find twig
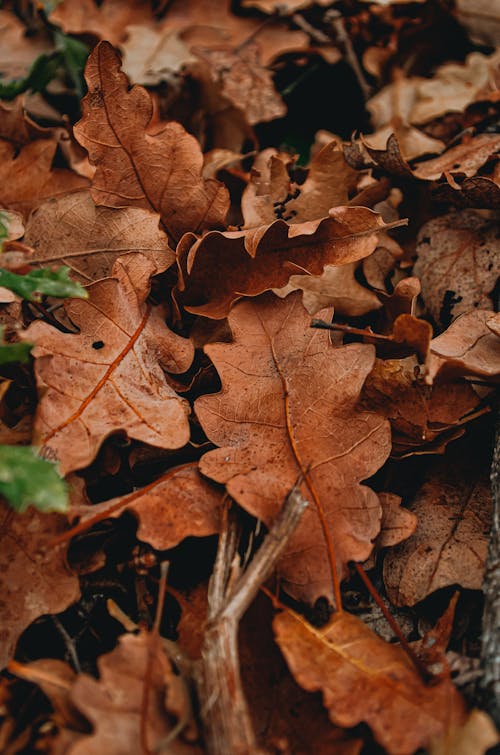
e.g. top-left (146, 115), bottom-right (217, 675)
top-left (292, 13), bottom-right (331, 44)
top-left (481, 404), bottom-right (500, 725)
top-left (325, 10), bottom-right (372, 101)
top-left (195, 488), bottom-right (308, 755)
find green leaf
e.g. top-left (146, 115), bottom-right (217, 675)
top-left (0, 211), bottom-right (9, 243)
top-left (0, 52), bottom-right (61, 100)
top-left (54, 31), bottom-right (89, 99)
top-left (0, 267), bottom-right (88, 302)
top-left (0, 341), bottom-right (32, 365)
top-left (0, 445), bottom-right (68, 514)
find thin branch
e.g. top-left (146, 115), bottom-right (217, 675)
top-left (196, 487), bottom-right (308, 755)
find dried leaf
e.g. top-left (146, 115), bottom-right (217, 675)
top-left (274, 262), bottom-right (382, 317)
top-left (0, 502), bottom-right (80, 669)
top-left (49, 0), bottom-right (154, 47)
top-left (425, 310), bottom-right (500, 383)
top-left (176, 206), bottom-right (396, 319)
top-left (74, 42), bottom-right (230, 241)
top-left (24, 256), bottom-right (193, 474)
top-left (274, 608), bottom-right (466, 755)
top-left (121, 26), bottom-right (196, 86)
top-left (196, 292), bottom-right (391, 602)
top-left (25, 190), bottom-right (174, 283)
top-left (413, 133), bottom-right (500, 181)
top-left (0, 10), bottom-right (52, 81)
top-left (0, 139), bottom-right (89, 219)
top-left (429, 709), bottom-right (499, 755)
top-left (384, 456), bottom-right (492, 605)
top-left (414, 210), bottom-right (498, 327)
top-left (68, 631), bottom-right (199, 754)
top-left (376, 492), bottom-right (417, 549)
top-left (73, 463), bottom-right (221, 551)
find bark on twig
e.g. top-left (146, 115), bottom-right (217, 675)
top-left (481, 408), bottom-right (500, 726)
top-left (195, 488), bottom-right (308, 755)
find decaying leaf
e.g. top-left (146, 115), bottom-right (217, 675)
top-left (25, 190), bottom-right (174, 283)
top-left (274, 608), bottom-right (466, 755)
top-left (0, 139), bottom-right (89, 219)
top-left (383, 456), bottom-right (492, 606)
top-left (67, 631), bottom-right (199, 754)
top-left (24, 256), bottom-right (193, 474)
top-left (72, 463), bottom-right (221, 551)
top-left (426, 310), bottom-right (500, 384)
top-left (196, 292), bottom-right (391, 602)
top-left (414, 210), bottom-right (498, 327)
top-left (176, 206), bottom-right (397, 319)
top-left (0, 501), bottom-right (80, 669)
top-left (74, 42), bottom-right (230, 242)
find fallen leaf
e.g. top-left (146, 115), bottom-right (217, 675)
top-left (194, 43), bottom-right (286, 126)
top-left (414, 210), bottom-right (498, 327)
top-left (24, 256), bottom-right (193, 474)
top-left (375, 492), bottom-right (417, 549)
top-left (383, 455), bottom-right (492, 605)
top-left (0, 96), bottom-right (49, 146)
top-left (49, 0), bottom-right (154, 47)
top-left (425, 310), bottom-right (500, 384)
top-left (25, 190), bottom-right (174, 283)
top-left (68, 631), bottom-right (200, 754)
top-left (432, 174), bottom-right (500, 210)
top-left (413, 133), bottom-right (500, 181)
top-left (242, 0), bottom-right (332, 12)
top-left (196, 292), bottom-right (391, 602)
top-left (361, 357), bottom-right (482, 455)
top-left (74, 42), bottom-right (230, 242)
top-left (0, 10), bottom-right (52, 81)
top-left (176, 206), bottom-right (397, 319)
top-left (121, 26), bottom-right (196, 86)
top-left (429, 708), bottom-right (499, 755)
top-left (72, 463), bottom-right (221, 551)
top-left (274, 262), bottom-right (382, 316)
top-left (241, 149), bottom-right (294, 228)
top-left (0, 139), bottom-right (89, 219)
top-left (0, 502), bottom-right (80, 669)
top-left (274, 608), bottom-right (466, 755)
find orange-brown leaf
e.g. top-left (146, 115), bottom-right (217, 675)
top-left (274, 608), bottom-right (466, 755)
top-left (74, 42), bottom-right (229, 242)
top-left (196, 292), bottom-right (391, 602)
top-left (24, 256), bottom-right (193, 474)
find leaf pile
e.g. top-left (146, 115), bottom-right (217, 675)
top-left (0, 2), bottom-right (499, 754)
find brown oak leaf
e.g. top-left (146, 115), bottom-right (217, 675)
top-left (67, 631), bottom-right (200, 754)
top-left (383, 455), bottom-right (492, 606)
top-left (414, 210), bottom-right (498, 328)
top-left (74, 42), bottom-right (230, 242)
top-left (361, 357), bottom-right (481, 456)
top-left (412, 133), bottom-right (500, 181)
top-left (274, 608), bottom-right (466, 755)
top-left (71, 463), bottom-right (221, 551)
top-left (0, 139), bottom-right (89, 219)
top-left (24, 256), bottom-right (193, 475)
top-left (0, 503), bottom-right (80, 669)
top-left (0, 10), bottom-right (52, 81)
top-left (196, 292), bottom-right (391, 603)
top-left (176, 206), bottom-right (397, 319)
top-left (49, 0), bottom-right (154, 46)
top-left (425, 310), bottom-right (500, 384)
top-left (25, 190), bottom-right (174, 284)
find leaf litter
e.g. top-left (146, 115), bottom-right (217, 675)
top-left (0, 2), bottom-right (499, 753)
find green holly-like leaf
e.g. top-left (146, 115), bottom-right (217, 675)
top-left (0, 53), bottom-right (60, 100)
top-left (0, 267), bottom-right (88, 302)
top-left (0, 446), bottom-right (68, 514)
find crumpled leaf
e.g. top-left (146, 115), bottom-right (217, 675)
top-left (414, 210), bottom-right (498, 327)
top-left (0, 138), bottom-right (89, 219)
top-left (383, 455), bottom-right (492, 606)
top-left (176, 206), bottom-right (399, 319)
top-left (274, 262), bottom-right (382, 317)
top-left (0, 446), bottom-right (67, 514)
top-left (25, 190), bottom-right (174, 283)
top-left (0, 500), bottom-right (80, 669)
top-left (67, 631), bottom-right (200, 754)
top-left (196, 292), bottom-right (391, 602)
top-left (425, 310), bottom-right (500, 384)
top-left (24, 256), bottom-right (193, 474)
top-left (74, 42), bottom-right (229, 242)
top-left (361, 357), bottom-right (482, 455)
top-left (274, 607), bottom-right (466, 755)
top-left (72, 463), bottom-right (221, 550)
top-left (0, 266), bottom-right (87, 302)
top-left (49, 0), bottom-right (154, 47)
